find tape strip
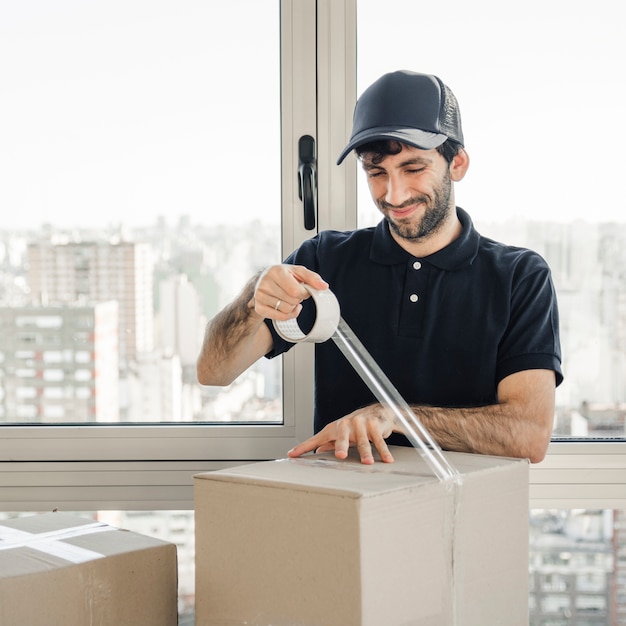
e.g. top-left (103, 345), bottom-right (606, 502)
top-left (274, 286), bottom-right (460, 482)
top-left (0, 521), bottom-right (116, 564)
top-left (276, 286), bottom-right (461, 622)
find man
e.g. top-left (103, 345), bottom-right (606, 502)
top-left (197, 70), bottom-right (563, 465)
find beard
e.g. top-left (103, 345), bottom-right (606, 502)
top-left (381, 173), bottom-right (453, 241)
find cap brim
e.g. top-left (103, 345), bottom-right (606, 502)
top-left (336, 127), bottom-right (448, 164)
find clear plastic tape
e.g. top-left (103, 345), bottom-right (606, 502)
top-left (273, 286), bottom-right (460, 483)
top-left (333, 319), bottom-right (461, 483)
top-left (274, 285), bottom-right (462, 620)
top-left (0, 521), bottom-right (115, 563)
top-left (333, 320), bottom-right (461, 621)
top-left (273, 285), bottom-right (340, 343)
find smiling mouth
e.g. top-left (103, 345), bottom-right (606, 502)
top-left (392, 206), bottom-right (414, 215)
top-left (388, 203), bottom-right (423, 219)
top-left (382, 197), bottom-right (428, 217)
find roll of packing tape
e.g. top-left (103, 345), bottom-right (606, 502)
top-left (273, 283), bottom-right (458, 481)
top-left (273, 285), bottom-right (340, 343)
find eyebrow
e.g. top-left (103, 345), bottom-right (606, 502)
top-left (362, 156), bottom-right (433, 171)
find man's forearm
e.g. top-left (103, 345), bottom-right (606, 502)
top-left (197, 272), bottom-right (269, 386)
top-left (288, 368), bottom-right (555, 465)
top-left (405, 401), bottom-right (551, 463)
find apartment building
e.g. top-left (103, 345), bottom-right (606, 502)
top-left (0, 302), bottom-right (119, 422)
top-left (27, 241), bottom-right (154, 366)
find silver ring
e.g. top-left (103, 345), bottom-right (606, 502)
top-left (274, 299), bottom-right (281, 310)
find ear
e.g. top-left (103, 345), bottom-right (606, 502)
top-left (449, 148), bottom-right (470, 182)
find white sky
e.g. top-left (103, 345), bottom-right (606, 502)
top-left (0, 1), bottom-right (281, 229)
top-left (357, 0), bottom-right (626, 226)
top-left (1, 0), bottom-right (624, 229)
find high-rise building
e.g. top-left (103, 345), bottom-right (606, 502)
top-left (158, 274), bottom-right (204, 369)
top-left (0, 302), bottom-right (119, 422)
top-left (124, 351), bottom-right (183, 422)
top-left (27, 241), bottom-right (154, 366)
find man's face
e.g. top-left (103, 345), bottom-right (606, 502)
top-left (360, 144), bottom-right (453, 243)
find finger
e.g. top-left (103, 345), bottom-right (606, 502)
top-left (256, 286), bottom-right (300, 312)
top-left (287, 439), bottom-right (318, 458)
top-left (287, 425), bottom-right (331, 457)
top-left (353, 418), bottom-right (375, 465)
top-left (369, 428), bottom-right (394, 463)
top-left (257, 265), bottom-right (328, 307)
top-left (271, 265), bottom-right (324, 303)
top-left (254, 292), bottom-right (302, 320)
top-left (255, 265), bottom-right (329, 321)
top-left (255, 286), bottom-right (305, 320)
top-left (268, 298), bottom-right (302, 318)
top-left (333, 419), bottom-right (350, 460)
top-left (289, 266), bottom-right (329, 292)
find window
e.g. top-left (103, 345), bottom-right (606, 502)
top-left (1, 4), bottom-right (313, 617)
top-left (1, 0), bottom-right (284, 427)
top-left (1, 0), bottom-right (624, 621)
top-left (0, 0), bottom-right (319, 471)
top-left (355, 1), bottom-right (625, 623)
top-left (353, 0), bottom-right (625, 482)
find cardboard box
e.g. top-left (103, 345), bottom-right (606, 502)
top-left (0, 512), bottom-right (178, 626)
top-left (195, 446), bottom-right (529, 626)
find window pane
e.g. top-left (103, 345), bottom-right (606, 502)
top-left (355, 4), bottom-right (625, 622)
top-left (356, 0), bottom-right (626, 442)
top-left (0, 1), bottom-right (281, 424)
top-left (530, 509), bottom-right (625, 625)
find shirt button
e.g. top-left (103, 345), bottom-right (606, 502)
top-left (413, 261), bottom-right (422, 270)
top-left (409, 294), bottom-right (419, 303)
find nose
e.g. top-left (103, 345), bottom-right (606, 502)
top-left (384, 172), bottom-right (411, 207)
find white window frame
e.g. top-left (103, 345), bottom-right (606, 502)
top-left (529, 441), bottom-right (626, 509)
top-left (0, 0), bottom-right (323, 511)
top-left (0, 0), bottom-right (624, 512)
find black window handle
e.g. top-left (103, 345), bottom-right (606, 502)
top-left (298, 135), bottom-right (317, 231)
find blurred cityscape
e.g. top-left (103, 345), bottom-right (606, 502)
top-left (0, 215), bottom-right (624, 623)
top-left (0, 216), bottom-right (282, 426)
top-left (530, 510), bottom-right (626, 625)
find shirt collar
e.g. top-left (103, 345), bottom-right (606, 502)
top-left (370, 207), bottom-right (480, 270)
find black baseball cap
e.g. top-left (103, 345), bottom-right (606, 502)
top-left (337, 70), bottom-right (464, 164)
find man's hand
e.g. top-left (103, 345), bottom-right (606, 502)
top-left (288, 404), bottom-right (396, 464)
top-left (197, 264), bottom-right (328, 387)
top-left (253, 264), bottom-right (328, 321)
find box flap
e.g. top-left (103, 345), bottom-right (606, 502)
top-left (194, 447), bottom-right (527, 497)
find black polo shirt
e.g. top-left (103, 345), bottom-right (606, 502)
top-left (266, 208), bottom-right (563, 440)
